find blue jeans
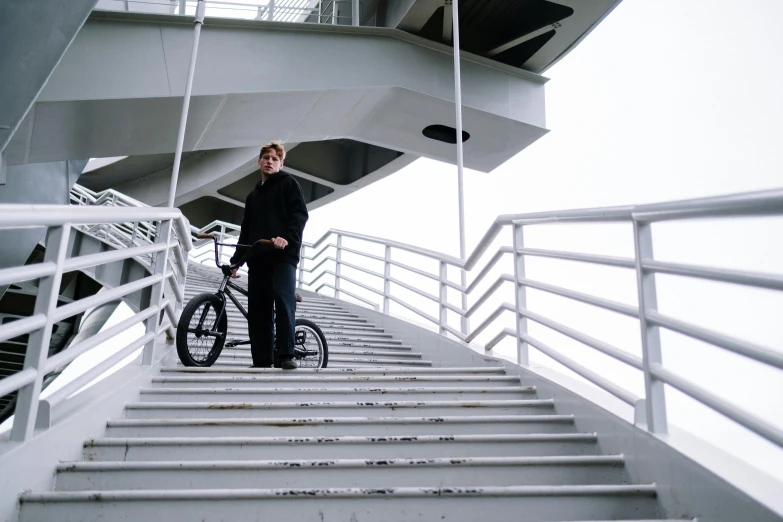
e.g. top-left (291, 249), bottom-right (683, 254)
top-left (247, 262), bottom-right (296, 367)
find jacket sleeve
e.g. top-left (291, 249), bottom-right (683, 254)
top-left (284, 178), bottom-right (309, 248)
top-left (229, 193), bottom-right (253, 267)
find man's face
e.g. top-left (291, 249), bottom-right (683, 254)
top-left (258, 150), bottom-right (283, 175)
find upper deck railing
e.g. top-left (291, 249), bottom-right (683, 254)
top-left (95, 0), bottom-right (363, 26)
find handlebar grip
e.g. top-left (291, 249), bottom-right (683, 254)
top-left (197, 233), bottom-right (216, 240)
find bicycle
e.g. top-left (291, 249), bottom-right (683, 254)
top-left (176, 234), bottom-right (328, 368)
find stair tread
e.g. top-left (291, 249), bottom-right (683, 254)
top-left (57, 455), bottom-right (625, 471)
top-left (108, 414), bottom-right (574, 427)
top-left (140, 386), bottom-right (535, 394)
top-left (126, 399), bottom-right (554, 409)
top-left (22, 484), bottom-right (655, 501)
top-left (86, 433), bottom-right (597, 446)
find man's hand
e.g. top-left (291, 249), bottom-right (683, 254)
top-left (272, 237), bottom-right (288, 250)
top-left (229, 265), bottom-right (241, 278)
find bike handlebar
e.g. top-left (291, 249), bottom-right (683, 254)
top-left (197, 233), bottom-right (275, 270)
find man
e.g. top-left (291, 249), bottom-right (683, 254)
top-left (229, 141), bottom-right (308, 370)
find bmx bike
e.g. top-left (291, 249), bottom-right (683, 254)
top-left (176, 234), bottom-right (328, 368)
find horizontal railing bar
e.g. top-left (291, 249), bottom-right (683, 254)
top-left (53, 274), bottom-right (163, 323)
top-left (329, 271), bottom-right (384, 298)
top-left (519, 277), bottom-right (638, 318)
top-left (0, 262), bottom-right (56, 287)
top-left (157, 321), bottom-right (172, 337)
top-left (388, 276), bottom-right (439, 304)
top-left (502, 206), bottom-right (634, 227)
top-left (0, 205), bottom-right (179, 228)
top-left (387, 294), bottom-right (439, 326)
top-left (485, 328), bottom-right (515, 352)
top-left (519, 308), bottom-right (643, 370)
top-left (338, 246), bottom-right (385, 263)
top-left (45, 332), bottom-right (156, 409)
top-left (465, 274), bottom-right (514, 317)
top-left (647, 311), bottom-right (783, 371)
top-left (0, 314), bottom-right (47, 345)
top-left (0, 368), bottom-right (37, 398)
top-left (518, 247), bottom-right (636, 269)
top-left (303, 243), bottom-right (336, 262)
top-left (332, 229), bottom-right (463, 266)
top-left (301, 256), bottom-right (337, 274)
top-left (443, 324), bottom-right (468, 342)
top-left (389, 259), bottom-right (464, 292)
top-left (317, 283), bottom-right (378, 310)
top-left (643, 259), bottom-right (783, 291)
top-left (521, 332), bottom-right (639, 405)
top-left (44, 306), bottom-right (160, 373)
top-left (464, 223), bottom-right (504, 270)
top-left (466, 246), bottom-right (513, 293)
top-left (650, 363), bottom-right (783, 449)
top-left (466, 303), bottom-right (515, 343)
top-left (338, 260), bottom-right (384, 280)
top-left (443, 301), bottom-right (465, 316)
top-left (62, 242), bottom-right (169, 273)
top-left (633, 188), bottom-right (783, 223)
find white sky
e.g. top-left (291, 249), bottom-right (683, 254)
top-left (300, 0), bottom-right (783, 481)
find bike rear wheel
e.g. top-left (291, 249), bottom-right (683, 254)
top-left (294, 318), bottom-right (328, 368)
top-left (176, 292), bottom-right (227, 367)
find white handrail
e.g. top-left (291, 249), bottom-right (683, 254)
top-left (0, 198), bottom-right (191, 442)
top-left (294, 187), bottom-right (783, 452)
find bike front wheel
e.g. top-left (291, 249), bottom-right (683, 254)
top-left (293, 318), bottom-right (328, 368)
top-left (176, 292), bottom-right (227, 367)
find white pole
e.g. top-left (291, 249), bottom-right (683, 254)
top-left (167, 0), bottom-right (206, 209)
top-left (452, 0), bottom-right (469, 335)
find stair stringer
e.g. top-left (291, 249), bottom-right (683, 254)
top-left (320, 291), bottom-right (783, 522)
top-left (0, 342), bottom-right (175, 522)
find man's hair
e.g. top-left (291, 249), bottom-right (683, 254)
top-left (260, 140), bottom-right (286, 161)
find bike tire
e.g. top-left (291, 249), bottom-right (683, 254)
top-left (294, 318), bottom-right (329, 369)
top-left (176, 292), bottom-right (227, 367)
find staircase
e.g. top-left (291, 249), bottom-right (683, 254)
top-left (15, 265), bottom-right (679, 521)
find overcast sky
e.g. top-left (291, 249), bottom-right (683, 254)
top-left (301, 0), bottom-right (783, 481)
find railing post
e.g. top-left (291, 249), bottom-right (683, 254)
top-left (352, 0), bottom-right (359, 25)
top-left (511, 223), bottom-right (529, 366)
top-left (334, 235), bottom-right (343, 299)
top-left (332, 0), bottom-right (338, 24)
top-left (143, 219), bottom-right (173, 365)
top-left (318, 0), bottom-right (322, 23)
top-left (297, 244), bottom-right (305, 289)
top-left (10, 224), bottom-right (71, 442)
top-left (130, 221), bottom-right (139, 247)
top-left (633, 220), bottom-right (668, 434)
top-left (268, 0), bottom-right (275, 20)
top-left (218, 224), bottom-right (225, 264)
top-left (383, 245), bottom-right (391, 314)
top-left (439, 261), bottom-right (448, 334)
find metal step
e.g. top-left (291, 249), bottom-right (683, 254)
top-left (54, 455), bottom-right (628, 491)
top-left (150, 374), bottom-right (523, 389)
top-left (218, 348), bottom-right (421, 360)
top-left (82, 433), bottom-right (601, 461)
top-left (19, 486), bottom-right (662, 522)
top-left (137, 385), bottom-right (535, 402)
top-left (325, 357), bottom-right (432, 366)
top-left (123, 399), bottom-right (556, 419)
top-left (159, 366), bottom-right (506, 375)
top-left (105, 414), bottom-right (576, 438)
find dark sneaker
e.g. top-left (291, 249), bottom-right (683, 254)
top-left (296, 293), bottom-right (303, 303)
top-left (279, 359), bottom-right (297, 370)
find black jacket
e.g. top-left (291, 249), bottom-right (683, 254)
top-left (230, 172), bottom-right (309, 268)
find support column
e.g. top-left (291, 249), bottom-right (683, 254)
top-left (452, 0), bottom-right (469, 337)
top-left (167, 0), bottom-right (206, 210)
